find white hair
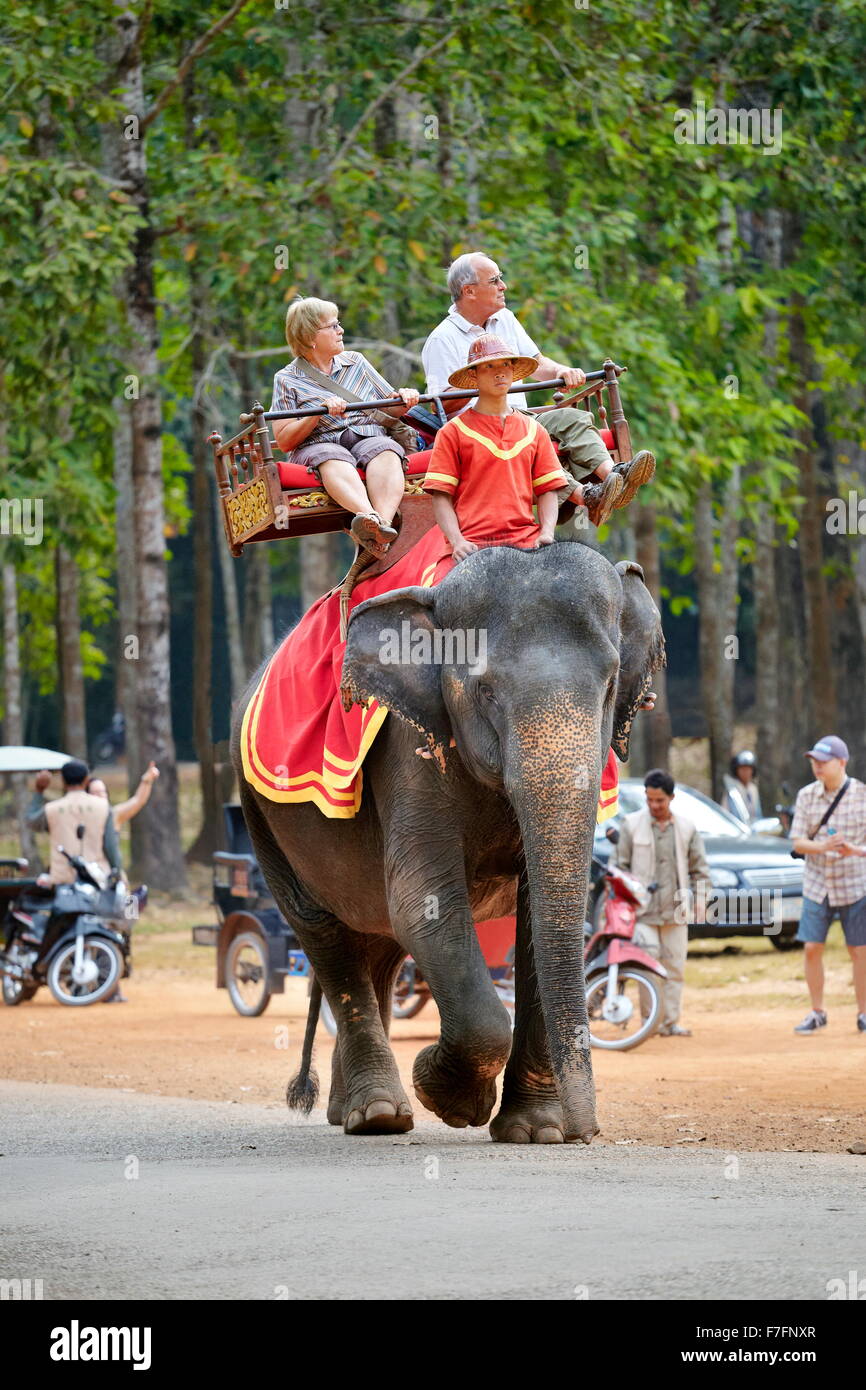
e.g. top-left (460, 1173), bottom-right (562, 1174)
top-left (447, 252), bottom-right (486, 303)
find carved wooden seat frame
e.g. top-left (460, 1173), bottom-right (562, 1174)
top-left (208, 358), bottom-right (630, 556)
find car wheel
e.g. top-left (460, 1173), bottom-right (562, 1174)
top-left (769, 933), bottom-right (803, 952)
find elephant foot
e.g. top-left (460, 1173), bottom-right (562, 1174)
top-left (413, 1043), bottom-right (500, 1129)
top-left (343, 1086), bottom-right (414, 1136)
top-left (490, 1099), bottom-right (568, 1144)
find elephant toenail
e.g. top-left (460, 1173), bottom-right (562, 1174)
top-left (502, 1127), bottom-right (531, 1143)
top-left (535, 1127), bottom-right (564, 1144)
top-left (365, 1100), bottom-right (397, 1121)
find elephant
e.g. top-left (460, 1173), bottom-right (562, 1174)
top-left (232, 538), bottom-right (665, 1144)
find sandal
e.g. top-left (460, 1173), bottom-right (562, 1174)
top-left (350, 511), bottom-right (398, 555)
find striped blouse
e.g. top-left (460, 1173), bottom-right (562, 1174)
top-left (270, 352), bottom-right (396, 446)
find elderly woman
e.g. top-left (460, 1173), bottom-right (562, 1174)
top-left (270, 298), bottom-right (420, 555)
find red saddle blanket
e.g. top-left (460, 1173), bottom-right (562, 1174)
top-left (240, 526), bottom-right (620, 822)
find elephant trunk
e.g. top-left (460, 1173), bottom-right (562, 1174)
top-left (505, 710), bottom-right (604, 1143)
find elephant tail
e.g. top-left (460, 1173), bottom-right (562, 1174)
top-left (286, 976), bottom-right (322, 1114)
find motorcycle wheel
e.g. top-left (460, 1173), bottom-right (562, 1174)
top-left (2, 974), bottom-right (38, 1006)
top-left (391, 962), bottom-right (428, 1019)
top-left (586, 968), bottom-right (661, 1050)
top-left (225, 932), bottom-right (271, 1017)
top-left (47, 939), bottom-right (123, 1006)
top-left (91, 738), bottom-right (117, 766)
top-left (319, 994), bottom-right (338, 1037)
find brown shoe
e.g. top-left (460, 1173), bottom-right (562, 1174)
top-left (582, 472), bottom-right (624, 528)
top-left (613, 450), bottom-right (656, 509)
top-left (350, 511), bottom-right (397, 555)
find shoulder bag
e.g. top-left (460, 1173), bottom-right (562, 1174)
top-left (790, 778), bottom-right (850, 859)
top-left (290, 358), bottom-right (418, 455)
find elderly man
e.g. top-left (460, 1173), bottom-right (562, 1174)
top-left (791, 735), bottom-right (866, 1035)
top-left (422, 252), bottom-right (655, 523)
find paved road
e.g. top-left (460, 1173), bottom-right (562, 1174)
top-left (1, 1081), bottom-right (861, 1300)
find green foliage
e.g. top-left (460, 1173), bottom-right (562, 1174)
top-left (2, 0), bottom-right (866, 725)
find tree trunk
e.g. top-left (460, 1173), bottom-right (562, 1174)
top-left (753, 505), bottom-right (781, 806)
top-left (300, 533), bottom-right (339, 612)
top-left (694, 472), bottom-right (740, 802)
top-left (629, 500), bottom-right (672, 772)
top-left (751, 206), bottom-right (782, 806)
top-left (54, 545), bottom-right (87, 758)
top-left (234, 350), bottom-right (275, 676)
top-left (2, 554), bottom-right (40, 866)
top-left (185, 225), bottom-right (221, 863)
top-left (241, 548), bottom-right (275, 676)
top-left (106, 6), bottom-right (185, 890)
top-left (785, 207), bottom-right (836, 733)
top-left (0, 359), bottom-right (38, 864)
top-left (213, 482), bottom-right (246, 702)
top-left (113, 402), bottom-right (140, 790)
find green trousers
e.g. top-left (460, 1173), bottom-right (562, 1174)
top-left (536, 408), bottom-right (612, 484)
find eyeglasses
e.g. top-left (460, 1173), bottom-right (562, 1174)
top-left (486, 275), bottom-right (505, 286)
top-left (321, 320), bottom-right (343, 331)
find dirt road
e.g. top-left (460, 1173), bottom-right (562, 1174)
top-left (4, 925), bottom-right (866, 1300)
top-left (2, 930), bottom-right (864, 1153)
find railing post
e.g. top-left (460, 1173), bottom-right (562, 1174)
top-left (252, 401), bottom-right (274, 472)
top-left (209, 431), bottom-right (231, 498)
top-left (604, 358), bottom-right (632, 462)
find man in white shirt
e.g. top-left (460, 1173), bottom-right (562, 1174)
top-left (422, 252), bottom-right (654, 522)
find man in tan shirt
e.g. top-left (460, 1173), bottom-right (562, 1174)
top-left (613, 768), bottom-right (712, 1036)
top-left (27, 760), bottom-right (121, 886)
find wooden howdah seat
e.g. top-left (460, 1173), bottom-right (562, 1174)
top-left (208, 358), bottom-right (632, 556)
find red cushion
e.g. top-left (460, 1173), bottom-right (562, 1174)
top-left (599, 428), bottom-right (615, 450)
top-left (276, 458), bottom-right (320, 488)
top-left (276, 447), bottom-right (434, 491)
top-left (406, 448), bottom-right (433, 476)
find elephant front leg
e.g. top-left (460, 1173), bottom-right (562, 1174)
top-left (490, 869), bottom-right (573, 1144)
top-left (388, 875), bottom-right (513, 1129)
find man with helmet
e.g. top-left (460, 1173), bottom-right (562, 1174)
top-left (722, 750), bottom-right (762, 826)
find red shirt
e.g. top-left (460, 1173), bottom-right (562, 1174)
top-left (422, 408), bottom-right (565, 549)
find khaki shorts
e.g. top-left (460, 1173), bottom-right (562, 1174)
top-left (291, 428), bottom-right (407, 481)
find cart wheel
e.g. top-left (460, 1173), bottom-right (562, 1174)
top-left (226, 931), bottom-right (271, 1017)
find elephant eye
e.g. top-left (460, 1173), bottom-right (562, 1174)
top-left (477, 682), bottom-right (497, 705)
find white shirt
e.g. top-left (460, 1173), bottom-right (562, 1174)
top-left (422, 305), bottom-right (540, 410)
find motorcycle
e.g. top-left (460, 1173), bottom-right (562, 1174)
top-left (584, 857), bottom-right (667, 1050)
top-left (0, 830), bottom-right (142, 1007)
top-left (91, 711), bottom-right (125, 767)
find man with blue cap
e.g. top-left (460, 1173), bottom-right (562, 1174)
top-left (790, 736), bottom-right (866, 1034)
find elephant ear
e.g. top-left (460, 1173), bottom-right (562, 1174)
top-left (611, 560), bottom-right (667, 762)
top-left (342, 585), bottom-right (452, 770)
